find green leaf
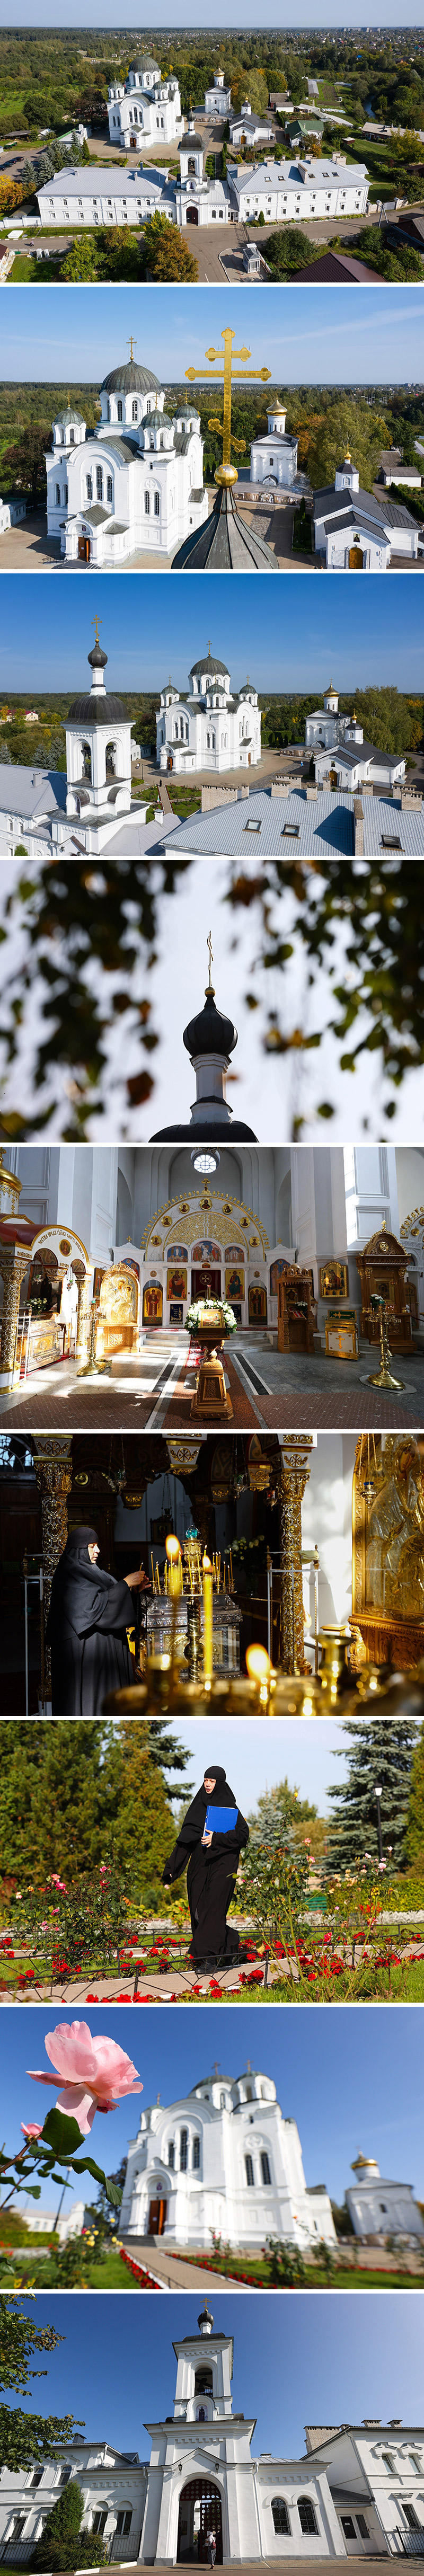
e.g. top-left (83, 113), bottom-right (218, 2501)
top-left (41, 2109), bottom-right (85, 2157)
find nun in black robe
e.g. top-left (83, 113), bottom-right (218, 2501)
top-left (162, 1763), bottom-right (249, 1969)
top-left (46, 1525), bottom-right (146, 1717)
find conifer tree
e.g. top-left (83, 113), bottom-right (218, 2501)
top-left (406, 1723), bottom-right (424, 1870)
top-left (0, 1721), bottom-right (187, 1902)
top-left (326, 1721), bottom-right (419, 1872)
top-left (30, 2478), bottom-right (107, 2569)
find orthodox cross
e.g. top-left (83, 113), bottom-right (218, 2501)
top-left (126, 333), bottom-right (136, 361)
top-left (91, 614), bottom-right (102, 644)
top-left (207, 930), bottom-right (214, 987)
top-left (186, 324), bottom-right (271, 489)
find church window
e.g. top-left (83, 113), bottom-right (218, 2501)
top-left (8, 2518), bottom-right (26, 2543)
top-left (298, 2500), bottom-right (319, 2535)
top-left (154, 493), bottom-right (160, 516)
top-left (168, 2141), bottom-right (174, 2167)
top-left (260, 2152), bottom-right (271, 2186)
top-left (132, 401), bottom-right (138, 421)
top-left (96, 467), bottom-right (103, 500)
top-left (382, 2457), bottom-right (395, 2474)
top-left (341, 2517), bottom-right (356, 2540)
top-left (82, 744), bottom-right (92, 781)
top-left (105, 742), bottom-right (116, 776)
top-left (56, 483), bottom-right (60, 505)
top-left (402, 2507), bottom-right (421, 2533)
top-left (86, 475), bottom-right (92, 501)
top-left (64, 484), bottom-right (68, 503)
top-left (107, 477), bottom-right (113, 504)
top-left (116, 2511), bottom-right (132, 2537)
top-left (26, 2471), bottom-right (43, 2490)
top-left (92, 2511), bottom-right (108, 2536)
top-left (245, 2155), bottom-right (254, 2187)
top-left (145, 492), bottom-right (150, 514)
top-left (180, 2130), bottom-right (188, 2171)
top-left (272, 2502), bottom-right (290, 2535)
top-left (117, 400), bottom-right (123, 422)
top-left (192, 2138), bottom-right (200, 2171)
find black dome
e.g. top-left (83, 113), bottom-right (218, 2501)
top-left (172, 483), bottom-right (278, 571)
top-left (88, 640), bottom-right (108, 671)
top-left (151, 1118), bottom-right (257, 1141)
top-left (183, 983), bottom-right (237, 1062)
top-left (190, 652), bottom-right (229, 679)
top-left (66, 692), bottom-right (127, 725)
top-left (101, 359), bottom-right (160, 398)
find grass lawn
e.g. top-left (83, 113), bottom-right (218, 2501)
top-left (13, 2245), bottom-right (136, 2289)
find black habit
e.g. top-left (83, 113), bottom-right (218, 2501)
top-left (47, 1525), bottom-right (134, 1716)
top-left (162, 1763), bottom-right (249, 1965)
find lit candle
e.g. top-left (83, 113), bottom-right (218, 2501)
top-left (245, 1643), bottom-right (272, 1708)
top-left (202, 1552), bottom-right (213, 1690)
top-left (166, 1534), bottom-right (182, 1684)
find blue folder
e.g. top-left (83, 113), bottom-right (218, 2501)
top-left (205, 1804), bottom-right (238, 1834)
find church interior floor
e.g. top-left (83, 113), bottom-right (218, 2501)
top-left (3, 1335), bottom-right (424, 1432)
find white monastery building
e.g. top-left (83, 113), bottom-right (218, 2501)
top-left (2, 2311), bottom-right (424, 2567)
top-left (119, 2062), bottom-right (337, 2253)
top-left (250, 399), bottom-right (299, 491)
top-left (107, 50), bottom-right (184, 151)
top-left (305, 679), bottom-right (407, 792)
top-left (37, 146), bottom-right (369, 233)
top-left (45, 350), bottom-right (208, 566)
top-left (313, 449), bottom-right (419, 569)
top-left (204, 69), bottom-right (232, 117)
top-left (346, 2152), bottom-right (424, 2245)
top-left (156, 649), bottom-right (262, 775)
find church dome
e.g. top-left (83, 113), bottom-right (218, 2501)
top-left (173, 483), bottom-right (278, 571)
top-left (101, 359), bottom-right (160, 399)
top-left (190, 652), bottom-right (229, 680)
top-left (183, 982), bottom-right (237, 1063)
top-left (55, 405), bottom-right (85, 428)
top-left (66, 691), bottom-right (127, 725)
top-left (178, 131), bottom-right (204, 151)
top-left (131, 51), bottom-right (160, 75)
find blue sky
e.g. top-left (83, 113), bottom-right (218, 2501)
top-left (4, 2003), bottom-right (423, 2215)
top-left (6, 2292), bottom-right (424, 2459)
top-left (2, 284), bottom-right (422, 392)
top-left (0, 571), bottom-right (420, 693)
top-left (0, 3), bottom-right (421, 23)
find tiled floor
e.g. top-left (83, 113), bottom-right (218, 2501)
top-left (2, 1333), bottom-right (423, 1433)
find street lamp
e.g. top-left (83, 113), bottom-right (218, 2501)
top-left (373, 1781), bottom-right (383, 1862)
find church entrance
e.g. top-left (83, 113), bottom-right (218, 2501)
top-left (167, 754), bottom-right (174, 771)
top-left (177, 2478), bottom-right (223, 2564)
top-left (78, 535), bottom-right (91, 562)
top-left (186, 206), bottom-right (199, 223)
top-left (348, 545), bottom-right (364, 568)
top-left (148, 2197), bottom-right (167, 2234)
top-left (191, 1268), bottom-right (221, 1298)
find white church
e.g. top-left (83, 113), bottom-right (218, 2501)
top-left (156, 650), bottom-right (261, 776)
top-left (304, 678), bottom-right (407, 794)
top-left (119, 2063), bottom-right (337, 2254)
top-left (107, 51), bottom-right (184, 151)
top-left (45, 348), bottom-right (208, 566)
top-left (312, 449), bottom-right (419, 569)
top-left (2, 2310), bottom-right (424, 2568)
top-left (0, 628), bottom-right (157, 858)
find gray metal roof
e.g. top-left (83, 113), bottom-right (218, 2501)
top-left (38, 163), bottom-right (164, 200)
top-left (172, 484), bottom-right (278, 571)
top-left (148, 784), bottom-right (424, 862)
top-left (0, 764), bottom-right (65, 820)
top-left (314, 481), bottom-right (416, 534)
top-left (93, 438), bottom-right (139, 464)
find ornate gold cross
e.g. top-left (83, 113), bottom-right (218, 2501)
top-left (186, 324), bottom-right (271, 488)
top-left (126, 333), bottom-right (136, 361)
top-left (91, 614), bottom-right (102, 644)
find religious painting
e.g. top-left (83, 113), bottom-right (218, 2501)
top-left (192, 1241), bottom-right (222, 1264)
top-left (93, 1267), bottom-right (105, 1299)
top-left (248, 1283), bottom-right (267, 1323)
top-left (270, 1259), bottom-right (289, 1295)
top-left (225, 1268), bottom-right (244, 1301)
top-left (122, 1256), bottom-right (140, 1281)
top-left (320, 1261), bottom-right (349, 1299)
top-left (352, 1433), bottom-right (424, 1668)
top-left (143, 1281), bottom-right (163, 1326)
top-left (166, 1243), bottom-right (188, 1260)
top-left (170, 1302), bottom-right (183, 1326)
top-left (225, 1244), bottom-right (245, 1263)
top-left (166, 1267), bottom-right (187, 1300)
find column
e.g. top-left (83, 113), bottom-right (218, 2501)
top-left (277, 1437), bottom-right (314, 1672)
top-left (0, 1249), bottom-right (31, 1391)
top-left (75, 1267), bottom-right (93, 1363)
top-left (33, 1437), bottom-right (73, 1689)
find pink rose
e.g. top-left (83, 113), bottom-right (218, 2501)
top-left (27, 2019), bottom-right (143, 2137)
top-left (21, 2121), bottom-right (43, 2139)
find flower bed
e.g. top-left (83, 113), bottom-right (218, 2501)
top-left (119, 2244), bottom-right (163, 2288)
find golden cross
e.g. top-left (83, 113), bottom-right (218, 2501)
top-left (186, 324), bottom-right (271, 488)
top-left (207, 930), bottom-right (214, 986)
top-left (91, 614), bottom-right (102, 644)
top-left (126, 333), bottom-right (136, 361)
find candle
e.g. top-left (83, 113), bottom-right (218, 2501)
top-left (166, 1534), bottom-right (182, 1685)
top-left (202, 1552), bottom-right (213, 1690)
top-left (245, 1643), bottom-right (272, 1709)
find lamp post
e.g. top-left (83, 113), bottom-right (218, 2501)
top-left (373, 1780), bottom-right (383, 1862)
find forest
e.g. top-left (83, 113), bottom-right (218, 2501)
top-left (0, 26), bottom-right (423, 143)
top-left (1, 382), bottom-right (423, 514)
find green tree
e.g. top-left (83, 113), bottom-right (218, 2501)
top-left (406, 1724), bottom-right (424, 1870)
top-left (61, 234), bottom-right (100, 281)
top-left (307, 398), bottom-right (388, 493)
top-left (0, 2296), bottom-right (81, 2475)
top-left (248, 1776), bottom-right (326, 1858)
top-left (30, 2478), bottom-right (107, 2571)
top-left (326, 1722), bottom-right (419, 1873)
top-left (142, 214), bottom-right (198, 281)
top-left (264, 225), bottom-right (317, 275)
top-left (2, 424), bottom-right (49, 508)
top-left (0, 1719), bottom-right (189, 1900)
top-left (338, 684), bottom-right (417, 758)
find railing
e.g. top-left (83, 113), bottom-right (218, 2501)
top-left (392, 2531), bottom-right (424, 2558)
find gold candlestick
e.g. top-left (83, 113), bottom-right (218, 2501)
top-left (202, 1552), bottom-right (214, 1691)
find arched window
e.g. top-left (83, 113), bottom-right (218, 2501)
top-left (168, 2140), bottom-right (174, 2168)
top-left (145, 491), bottom-right (150, 514)
top-left (96, 466), bottom-right (103, 501)
top-left (245, 2154), bottom-right (254, 2187)
top-left (92, 2510), bottom-right (108, 2536)
top-left (298, 2499), bottom-right (319, 2535)
top-left (69, 428), bottom-right (75, 444)
top-left (117, 399), bottom-right (123, 422)
top-left (180, 2129), bottom-right (188, 2171)
top-left (56, 482), bottom-right (60, 504)
top-left (132, 401), bottom-right (138, 420)
top-left (192, 2137), bottom-right (200, 2171)
top-left (154, 492), bottom-right (160, 516)
top-left (261, 2152), bottom-right (271, 2186)
top-left (116, 2510), bottom-right (132, 2537)
top-left (86, 474), bottom-right (92, 501)
top-left (195, 2368), bottom-right (213, 2397)
top-left (82, 743), bottom-right (92, 781)
top-left (272, 2501), bottom-right (290, 2534)
top-left (105, 742), bottom-right (117, 777)
top-left (107, 476), bottom-right (113, 505)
